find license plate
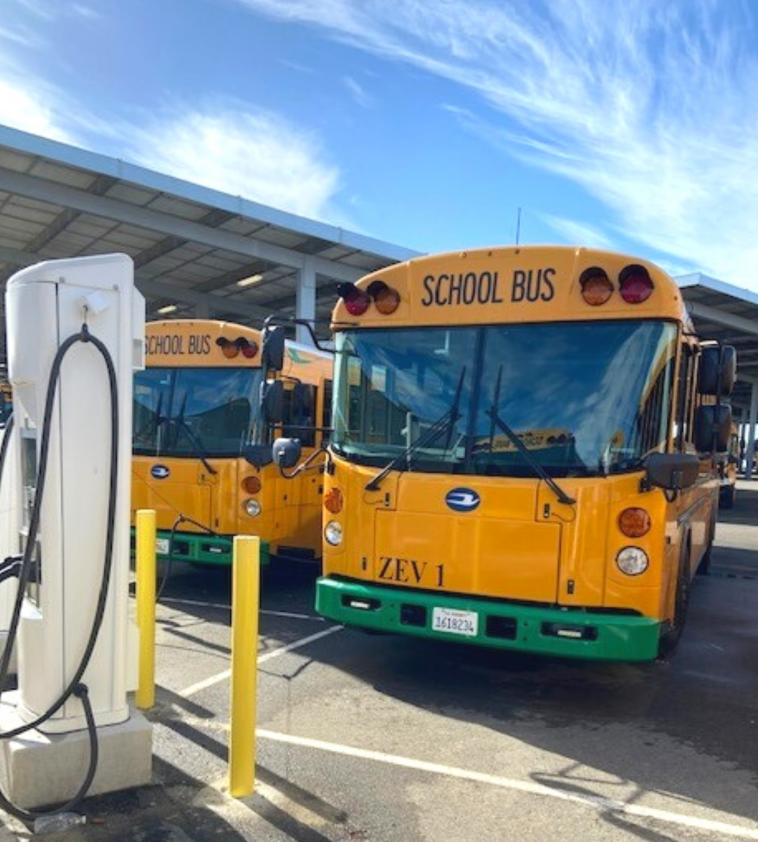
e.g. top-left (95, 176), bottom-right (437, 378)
top-left (155, 538), bottom-right (170, 555)
top-left (431, 607), bottom-right (478, 637)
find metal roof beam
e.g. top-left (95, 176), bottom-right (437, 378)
top-left (0, 174), bottom-right (119, 278)
top-left (688, 302), bottom-right (758, 337)
top-left (0, 245), bottom-right (274, 323)
top-left (0, 245), bottom-right (39, 270)
top-left (0, 168), bottom-right (365, 283)
top-left (263, 282), bottom-right (339, 314)
top-left (137, 278), bottom-right (272, 322)
top-left (132, 208), bottom-right (236, 269)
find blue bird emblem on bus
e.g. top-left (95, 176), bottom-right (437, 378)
top-left (151, 464), bottom-right (170, 480)
top-left (445, 488), bottom-right (480, 512)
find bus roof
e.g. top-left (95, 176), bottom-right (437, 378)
top-left (331, 245), bottom-right (690, 330)
top-left (145, 319), bottom-right (332, 375)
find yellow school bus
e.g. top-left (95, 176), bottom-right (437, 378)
top-left (278, 246), bottom-right (736, 661)
top-left (132, 320), bottom-right (332, 565)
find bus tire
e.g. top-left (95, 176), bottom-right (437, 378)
top-left (659, 543), bottom-right (691, 658)
top-left (697, 509), bottom-right (717, 576)
top-left (720, 484), bottom-right (735, 510)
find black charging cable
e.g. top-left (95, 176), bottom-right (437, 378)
top-left (0, 323), bottom-right (118, 823)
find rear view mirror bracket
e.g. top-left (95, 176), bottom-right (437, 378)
top-left (642, 452), bottom-right (700, 496)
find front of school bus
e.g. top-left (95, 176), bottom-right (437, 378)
top-left (132, 320), bottom-right (327, 566)
top-left (314, 245), bottom-right (714, 661)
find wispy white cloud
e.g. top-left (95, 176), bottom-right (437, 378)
top-left (10, 0), bottom-right (55, 20)
top-left (123, 103), bottom-right (343, 221)
top-left (71, 4), bottom-right (102, 21)
top-left (279, 59), bottom-right (314, 74)
top-left (538, 213), bottom-right (616, 252)
top-left (343, 75), bottom-right (373, 108)
top-left (0, 49), bottom-right (346, 223)
top-left (0, 23), bottom-right (43, 48)
top-left (0, 76), bottom-right (74, 142)
top-left (233, 0), bottom-right (758, 287)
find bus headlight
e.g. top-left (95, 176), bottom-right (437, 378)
top-left (244, 498), bottom-right (261, 517)
top-left (325, 521), bottom-right (343, 546)
top-left (616, 547), bottom-right (649, 576)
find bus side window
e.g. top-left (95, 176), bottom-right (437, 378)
top-left (675, 347), bottom-right (694, 450)
top-left (636, 352), bottom-right (675, 455)
top-left (322, 379), bottom-right (333, 443)
top-left (282, 383), bottom-right (317, 447)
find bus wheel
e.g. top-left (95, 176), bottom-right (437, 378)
top-left (720, 484), bottom-right (735, 510)
top-left (659, 547), bottom-right (691, 657)
top-left (697, 511), bottom-right (717, 576)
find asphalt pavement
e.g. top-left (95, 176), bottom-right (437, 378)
top-left (2, 480), bottom-right (757, 842)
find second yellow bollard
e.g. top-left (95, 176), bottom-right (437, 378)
top-left (229, 535), bottom-right (260, 798)
top-left (135, 509), bottom-right (156, 710)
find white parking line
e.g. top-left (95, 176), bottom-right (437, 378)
top-left (178, 625), bottom-right (344, 698)
top-left (255, 729), bottom-right (758, 840)
top-left (161, 596), bottom-right (325, 622)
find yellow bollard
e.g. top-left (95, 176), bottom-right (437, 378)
top-left (229, 535), bottom-right (260, 798)
top-left (135, 509), bottom-right (156, 710)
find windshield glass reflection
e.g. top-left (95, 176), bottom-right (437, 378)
top-left (332, 321), bottom-right (677, 478)
top-left (133, 367), bottom-right (262, 458)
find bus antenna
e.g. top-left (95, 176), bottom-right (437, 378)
top-left (515, 207), bottom-right (522, 245)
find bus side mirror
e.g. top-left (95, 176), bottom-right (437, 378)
top-left (261, 380), bottom-right (284, 425)
top-left (699, 345), bottom-right (736, 396)
top-left (273, 437), bottom-right (302, 469)
top-left (242, 444), bottom-right (273, 469)
top-left (720, 346), bottom-right (736, 396)
top-left (262, 326), bottom-right (286, 373)
top-left (694, 404), bottom-right (732, 453)
top-left (644, 452), bottom-right (699, 491)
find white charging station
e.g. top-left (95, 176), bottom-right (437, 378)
top-left (0, 253), bottom-right (153, 810)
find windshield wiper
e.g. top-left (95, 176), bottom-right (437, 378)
top-left (484, 379), bottom-right (575, 506)
top-left (365, 368), bottom-right (466, 492)
top-left (135, 392), bottom-right (164, 443)
top-left (170, 393), bottom-right (218, 475)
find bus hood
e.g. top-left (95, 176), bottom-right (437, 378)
top-left (371, 473), bottom-right (563, 603)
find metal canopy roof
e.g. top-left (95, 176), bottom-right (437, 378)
top-left (1, 124), bottom-right (757, 416)
top-left (0, 124), bottom-right (420, 354)
top-left (678, 273), bottom-right (758, 417)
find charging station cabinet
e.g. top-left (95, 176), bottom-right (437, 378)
top-left (0, 254), bottom-right (152, 809)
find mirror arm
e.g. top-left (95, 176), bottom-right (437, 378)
top-left (277, 443), bottom-right (331, 479)
top-left (263, 315), bottom-right (332, 353)
top-left (640, 474), bottom-right (681, 501)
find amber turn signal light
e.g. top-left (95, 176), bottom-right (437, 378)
top-left (323, 487), bottom-right (343, 514)
top-left (579, 267), bottom-right (613, 306)
top-left (618, 507), bottom-right (651, 538)
top-left (367, 280), bottom-right (401, 315)
top-left (242, 475), bottom-right (262, 495)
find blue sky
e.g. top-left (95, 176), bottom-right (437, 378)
top-left (2, 0), bottom-right (757, 287)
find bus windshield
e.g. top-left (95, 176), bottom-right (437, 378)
top-left (133, 367), bottom-right (263, 458)
top-left (332, 321), bottom-right (678, 478)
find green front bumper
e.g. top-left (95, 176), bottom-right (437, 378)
top-left (131, 528), bottom-right (270, 567)
top-left (316, 578), bottom-right (661, 662)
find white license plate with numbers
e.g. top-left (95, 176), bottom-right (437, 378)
top-left (155, 538), bottom-right (170, 555)
top-left (431, 607), bottom-right (478, 637)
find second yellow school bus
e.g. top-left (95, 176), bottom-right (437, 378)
top-left (304, 246), bottom-right (735, 661)
top-left (132, 320), bottom-right (332, 565)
